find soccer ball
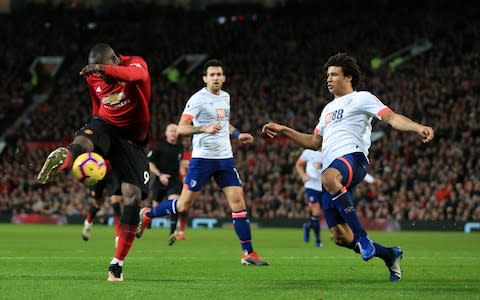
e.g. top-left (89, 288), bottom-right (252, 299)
top-left (71, 152), bottom-right (107, 186)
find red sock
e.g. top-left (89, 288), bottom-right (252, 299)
top-left (113, 216), bottom-right (121, 237)
top-left (59, 151), bottom-right (74, 171)
top-left (105, 159), bottom-right (112, 171)
top-left (86, 212), bottom-right (94, 224)
top-left (112, 202), bottom-right (122, 237)
top-left (179, 214), bottom-right (187, 231)
top-left (86, 204), bottom-right (99, 223)
top-left (114, 224), bottom-right (136, 260)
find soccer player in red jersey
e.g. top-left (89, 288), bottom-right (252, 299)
top-left (37, 43), bottom-right (151, 281)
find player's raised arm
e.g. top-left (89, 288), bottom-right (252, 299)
top-left (381, 110), bottom-right (434, 143)
top-left (101, 59), bottom-right (149, 82)
top-left (85, 76), bottom-right (101, 116)
top-left (79, 49), bottom-right (148, 83)
top-left (262, 122), bottom-right (322, 150)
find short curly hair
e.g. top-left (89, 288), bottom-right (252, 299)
top-left (324, 53), bottom-right (361, 90)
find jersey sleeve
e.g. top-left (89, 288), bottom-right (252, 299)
top-left (86, 76), bottom-right (101, 116)
top-left (147, 144), bottom-right (160, 162)
top-left (357, 91), bottom-right (392, 119)
top-left (314, 116), bottom-right (323, 136)
top-left (182, 150), bottom-right (192, 160)
top-left (363, 173), bottom-right (375, 183)
top-left (181, 96), bottom-right (200, 120)
top-left (299, 149), bottom-right (310, 162)
top-left (103, 56), bottom-right (149, 82)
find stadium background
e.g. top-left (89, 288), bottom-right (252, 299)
top-left (0, 0), bottom-right (479, 233)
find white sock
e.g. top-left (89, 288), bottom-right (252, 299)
top-left (110, 257), bottom-right (124, 266)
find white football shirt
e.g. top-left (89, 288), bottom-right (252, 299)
top-left (314, 91), bottom-right (391, 171)
top-left (182, 88), bottom-right (233, 159)
top-left (298, 149), bottom-right (323, 191)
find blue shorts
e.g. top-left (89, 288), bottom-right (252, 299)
top-left (305, 188), bottom-right (326, 208)
top-left (322, 152), bottom-right (369, 228)
top-left (184, 158), bottom-right (242, 192)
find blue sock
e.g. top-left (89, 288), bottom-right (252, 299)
top-left (332, 188), bottom-right (366, 239)
top-left (373, 242), bottom-right (393, 262)
top-left (147, 199), bottom-right (177, 218)
top-left (310, 216), bottom-right (321, 242)
top-left (232, 210), bottom-right (253, 253)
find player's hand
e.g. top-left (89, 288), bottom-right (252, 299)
top-left (302, 175), bottom-right (309, 183)
top-left (203, 123), bottom-right (222, 134)
top-left (80, 64), bottom-right (105, 77)
top-left (262, 122), bottom-right (284, 138)
top-left (159, 173), bottom-right (171, 185)
top-left (418, 125), bottom-right (434, 143)
top-left (238, 133), bottom-right (254, 144)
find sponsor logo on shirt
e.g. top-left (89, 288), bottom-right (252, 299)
top-left (324, 109), bottom-right (344, 126)
top-left (101, 92), bottom-right (126, 105)
top-left (104, 99), bottom-right (131, 109)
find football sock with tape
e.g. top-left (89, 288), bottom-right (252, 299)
top-left (170, 214), bottom-right (178, 235)
top-left (61, 144), bottom-right (84, 171)
top-left (178, 213), bottom-right (187, 232)
top-left (147, 199), bottom-right (177, 218)
top-left (115, 205), bottom-right (139, 260)
top-left (112, 202), bottom-right (122, 237)
top-left (332, 188), bottom-right (367, 239)
top-left (86, 204), bottom-right (99, 223)
top-left (373, 242), bottom-right (393, 262)
top-left (232, 210), bottom-right (253, 254)
top-left (310, 216), bottom-right (321, 242)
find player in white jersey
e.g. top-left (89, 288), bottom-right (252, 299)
top-left (295, 149), bottom-right (380, 249)
top-left (137, 59), bottom-right (268, 266)
top-left (295, 149), bottom-right (326, 248)
top-left (263, 53), bottom-right (434, 281)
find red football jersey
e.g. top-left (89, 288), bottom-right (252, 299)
top-left (86, 55), bottom-right (151, 143)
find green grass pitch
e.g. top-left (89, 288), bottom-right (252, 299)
top-left (0, 224), bottom-right (479, 299)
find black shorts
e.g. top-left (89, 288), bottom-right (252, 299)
top-left (151, 177), bottom-right (182, 202)
top-left (90, 171), bottom-right (121, 198)
top-left (76, 117), bottom-right (149, 199)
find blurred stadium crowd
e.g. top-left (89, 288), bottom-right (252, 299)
top-left (1, 1), bottom-right (479, 222)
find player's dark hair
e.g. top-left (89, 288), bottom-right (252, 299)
top-left (203, 59), bottom-right (225, 75)
top-left (324, 53), bottom-right (361, 90)
top-left (89, 43), bottom-right (113, 63)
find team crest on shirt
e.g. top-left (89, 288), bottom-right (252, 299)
top-left (102, 92), bottom-right (126, 105)
top-left (216, 108), bottom-right (225, 120)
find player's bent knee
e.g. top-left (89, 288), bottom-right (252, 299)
top-left (72, 136), bottom-right (95, 152)
top-left (121, 183), bottom-right (141, 206)
top-left (322, 169), bottom-right (343, 194)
